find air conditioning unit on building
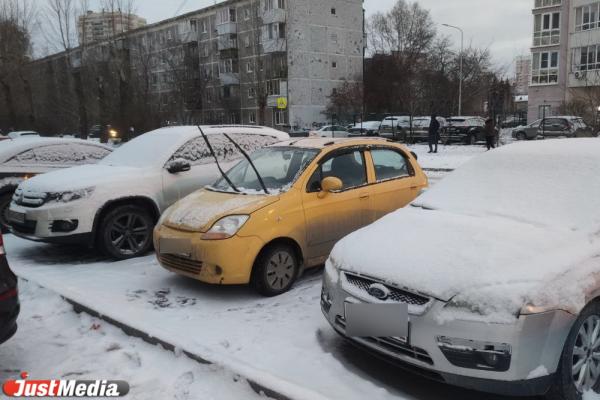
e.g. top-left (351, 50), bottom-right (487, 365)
top-left (574, 71), bottom-right (587, 80)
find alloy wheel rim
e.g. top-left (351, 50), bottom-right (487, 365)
top-left (266, 251), bottom-right (295, 291)
top-left (109, 213), bottom-right (149, 255)
top-left (572, 315), bottom-right (600, 393)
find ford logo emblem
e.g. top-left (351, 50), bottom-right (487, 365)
top-left (367, 283), bottom-right (390, 300)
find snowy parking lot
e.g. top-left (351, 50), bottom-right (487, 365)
top-left (0, 143), bottom-right (545, 400)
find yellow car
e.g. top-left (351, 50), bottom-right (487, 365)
top-left (154, 138), bottom-right (428, 296)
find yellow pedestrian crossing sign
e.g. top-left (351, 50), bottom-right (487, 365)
top-left (277, 97), bottom-right (288, 109)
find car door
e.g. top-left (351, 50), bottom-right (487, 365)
top-left (368, 147), bottom-right (421, 219)
top-left (302, 148), bottom-right (372, 263)
top-left (526, 120), bottom-right (541, 139)
top-left (539, 118), bottom-right (566, 137)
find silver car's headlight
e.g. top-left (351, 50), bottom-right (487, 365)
top-left (47, 187), bottom-right (95, 204)
top-left (201, 215), bottom-right (249, 240)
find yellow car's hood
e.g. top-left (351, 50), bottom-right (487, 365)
top-left (163, 189), bottom-right (280, 232)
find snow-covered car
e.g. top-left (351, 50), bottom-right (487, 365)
top-left (441, 116), bottom-right (486, 145)
top-left (322, 139), bottom-right (600, 399)
top-left (0, 138), bottom-right (112, 230)
top-left (512, 116), bottom-right (593, 140)
top-left (8, 126), bottom-right (289, 260)
top-left (310, 125), bottom-right (349, 138)
top-left (7, 131), bottom-right (40, 140)
top-left (0, 232), bottom-right (18, 345)
top-left (347, 121), bottom-right (381, 136)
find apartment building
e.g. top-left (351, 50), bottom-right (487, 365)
top-left (529, 0), bottom-right (600, 122)
top-left (514, 55), bottom-right (531, 95)
top-left (78, 10), bottom-right (147, 45)
top-left (106, 0), bottom-right (364, 129)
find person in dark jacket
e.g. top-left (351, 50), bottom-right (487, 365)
top-left (428, 114), bottom-right (440, 153)
top-left (484, 118), bottom-right (497, 150)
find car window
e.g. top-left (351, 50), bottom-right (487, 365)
top-left (544, 118), bottom-right (568, 129)
top-left (371, 149), bottom-right (411, 181)
top-left (307, 150), bottom-right (367, 192)
top-left (167, 133), bottom-right (279, 167)
top-left (6, 144), bottom-right (111, 166)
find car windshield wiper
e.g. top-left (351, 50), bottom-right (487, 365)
top-left (197, 126), bottom-right (240, 193)
top-left (223, 133), bottom-right (270, 195)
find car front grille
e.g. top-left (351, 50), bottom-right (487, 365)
top-left (335, 316), bottom-right (434, 365)
top-left (344, 273), bottom-right (430, 306)
top-left (12, 188), bottom-right (47, 208)
top-left (159, 253), bottom-right (203, 275)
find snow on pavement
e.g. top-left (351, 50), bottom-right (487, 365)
top-left (4, 236), bottom-right (534, 400)
top-left (0, 280), bottom-right (269, 400)
top-left (407, 144), bottom-right (486, 171)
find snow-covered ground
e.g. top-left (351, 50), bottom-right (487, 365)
top-left (0, 280), bottom-right (268, 400)
top-left (3, 235), bottom-right (535, 400)
top-left (407, 143), bottom-right (487, 171)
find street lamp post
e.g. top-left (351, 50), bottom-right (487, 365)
top-left (442, 23), bottom-right (464, 116)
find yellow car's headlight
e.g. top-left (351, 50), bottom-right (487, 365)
top-left (202, 215), bottom-right (249, 240)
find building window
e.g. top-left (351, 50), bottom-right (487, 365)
top-left (533, 12), bottom-right (560, 46)
top-left (219, 59), bottom-right (235, 74)
top-left (266, 22), bottom-right (286, 39)
top-left (534, 0), bottom-right (561, 8)
top-left (218, 8), bottom-right (236, 24)
top-left (249, 111), bottom-right (256, 124)
top-left (332, 61), bottom-right (337, 69)
top-left (244, 35), bottom-right (251, 47)
top-left (575, 3), bottom-right (600, 32)
top-left (190, 19), bottom-right (198, 32)
top-left (572, 45), bottom-right (600, 72)
top-left (246, 62), bottom-right (253, 73)
top-left (538, 104), bottom-right (552, 119)
top-left (201, 20), bottom-right (208, 33)
top-left (266, 80), bottom-right (280, 96)
top-left (274, 110), bottom-right (287, 126)
top-left (248, 87), bottom-right (256, 98)
top-left (531, 50), bottom-right (559, 84)
top-left (264, 0), bottom-right (284, 10)
top-left (331, 8), bottom-right (336, 15)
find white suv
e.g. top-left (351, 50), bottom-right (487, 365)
top-left (8, 125), bottom-right (288, 259)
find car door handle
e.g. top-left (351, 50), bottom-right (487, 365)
top-left (410, 185), bottom-right (419, 190)
top-left (359, 193), bottom-right (370, 199)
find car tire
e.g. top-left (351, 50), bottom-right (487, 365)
top-left (516, 132), bottom-right (526, 141)
top-left (546, 301), bottom-right (600, 400)
top-left (251, 244), bottom-right (299, 297)
top-left (98, 205), bottom-right (154, 260)
top-left (0, 192), bottom-right (14, 233)
top-left (468, 134), bottom-right (477, 145)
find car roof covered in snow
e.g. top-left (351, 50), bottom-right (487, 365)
top-left (0, 137), bottom-right (112, 163)
top-left (146, 125), bottom-right (289, 142)
top-left (414, 138), bottom-right (600, 233)
top-left (275, 137), bottom-right (390, 149)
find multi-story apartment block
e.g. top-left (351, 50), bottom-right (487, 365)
top-left (514, 55), bottom-right (531, 95)
top-left (74, 0), bottom-right (364, 129)
top-left (529, 0), bottom-right (600, 123)
top-left (78, 10), bottom-right (147, 45)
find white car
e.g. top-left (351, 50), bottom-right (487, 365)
top-left (310, 125), bottom-right (349, 138)
top-left (7, 131), bottom-right (40, 140)
top-left (8, 125), bottom-right (289, 259)
top-left (322, 139), bottom-right (600, 399)
top-left (0, 138), bottom-right (112, 229)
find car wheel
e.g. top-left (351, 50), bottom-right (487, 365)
top-left (0, 192), bottom-right (14, 233)
top-left (99, 205), bottom-right (154, 260)
top-left (517, 132), bottom-right (526, 141)
top-left (251, 244), bottom-right (299, 297)
top-left (468, 135), bottom-right (477, 145)
top-left (547, 301), bottom-right (600, 400)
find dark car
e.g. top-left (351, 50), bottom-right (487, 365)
top-left (512, 116), bottom-right (594, 140)
top-left (441, 116), bottom-right (486, 145)
top-left (0, 232), bottom-right (19, 344)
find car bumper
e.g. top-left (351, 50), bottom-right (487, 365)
top-left (321, 270), bottom-right (575, 396)
top-left (8, 203), bottom-right (94, 244)
top-left (154, 225), bottom-right (265, 285)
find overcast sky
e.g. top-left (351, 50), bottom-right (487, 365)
top-left (78, 0), bottom-right (533, 75)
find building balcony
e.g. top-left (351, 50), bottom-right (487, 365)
top-left (533, 0), bottom-right (561, 9)
top-left (262, 8), bottom-right (287, 25)
top-left (217, 22), bottom-right (237, 36)
top-left (220, 72), bottom-right (240, 86)
top-left (218, 37), bottom-right (238, 51)
top-left (262, 38), bottom-right (287, 54)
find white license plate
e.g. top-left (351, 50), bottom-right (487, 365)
top-left (7, 210), bottom-right (25, 224)
top-left (159, 237), bottom-right (192, 257)
top-left (345, 302), bottom-right (409, 339)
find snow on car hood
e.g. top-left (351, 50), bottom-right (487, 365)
top-left (163, 189), bottom-right (280, 232)
top-left (18, 164), bottom-right (148, 193)
top-left (330, 207), bottom-right (599, 322)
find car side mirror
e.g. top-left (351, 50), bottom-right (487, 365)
top-left (318, 177), bottom-right (343, 198)
top-left (167, 160), bottom-right (191, 174)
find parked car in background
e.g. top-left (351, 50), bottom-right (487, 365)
top-left (441, 117), bottom-right (486, 145)
top-left (311, 125), bottom-right (350, 138)
top-left (512, 116), bottom-right (593, 140)
top-left (0, 232), bottom-right (19, 345)
top-left (500, 116), bottom-right (526, 129)
top-left (0, 138), bottom-right (112, 230)
top-left (7, 131), bottom-right (40, 140)
top-left (379, 116), bottom-right (411, 140)
top-left (347, 121), bottom-right (381, 136)
top-left (408, 116), bottom-right (447, 143)
top-left (322, 139), bottom-right (600, 399)
top-left (8, 126), bottom-right (289, 260)
top-left (155, 137), bottom-right (428, 296)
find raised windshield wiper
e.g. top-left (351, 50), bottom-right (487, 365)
top-left (197, 126), bottom-right (240, 193)
top-left (223, 133), bottom-right (270, 195)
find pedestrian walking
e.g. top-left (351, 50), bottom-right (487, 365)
top-left (428, 114), bottom-right (440, 153)
top-left (484, 118), bottom-right (497, 150)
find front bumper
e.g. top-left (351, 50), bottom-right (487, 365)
top-left (154, 224), bottom-right (265, 285)
top-left (8, 203), bottom-right (94, 245)
top-left (321, 271), bottom-right (575, 396)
